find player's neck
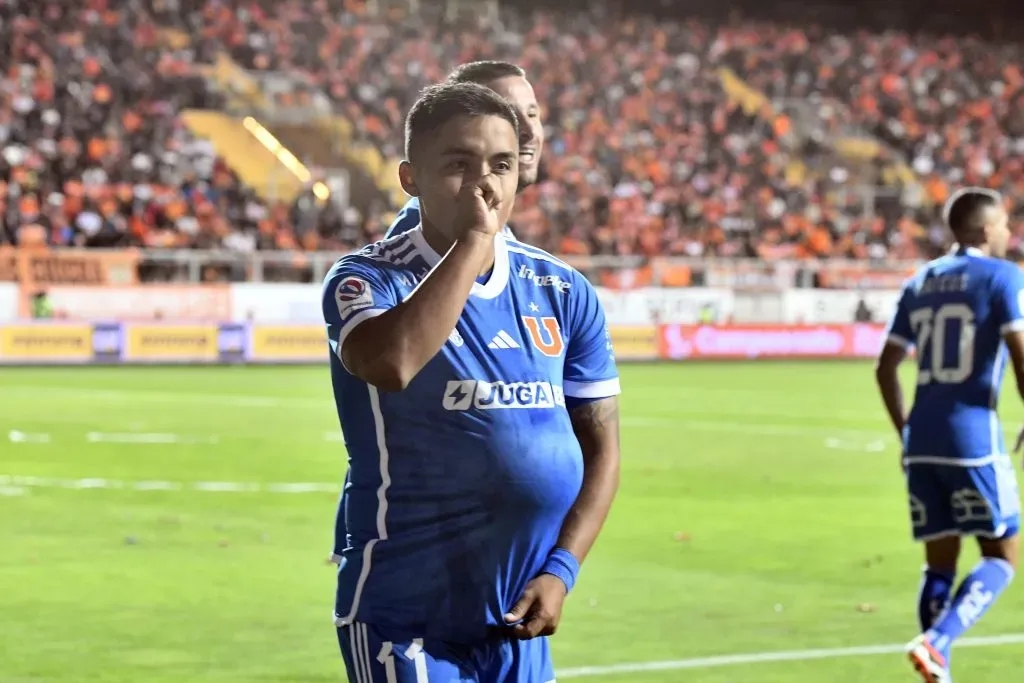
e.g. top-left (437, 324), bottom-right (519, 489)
top-left (955, 242), bottom-right (991, 256)
top-left (421, 223), bottom-right (495, 276)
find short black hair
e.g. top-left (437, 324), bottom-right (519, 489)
top-left (445, 61), bottom-right (526, 86)
top-left (944, 187), bottom-right (1002, 236)
top-left (404, 82), bottom-right (519, 160)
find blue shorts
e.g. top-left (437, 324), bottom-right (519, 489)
top-left (906, 457), bottom-right (1021, 541)
top-left (337, 622), bottom-right (554, 683)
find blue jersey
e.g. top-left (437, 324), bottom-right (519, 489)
top-left (886, 246), bottom-right (1024, 464)
top-left (322, 228), bottom-right (619, 644)
top-left (385, 197), bottom-right (515, 239)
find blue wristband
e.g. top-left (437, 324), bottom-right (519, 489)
top-left (541, 548), bottom-right (580, 594)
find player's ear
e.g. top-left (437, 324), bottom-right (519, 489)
top-left (398, 160), bottom-right (420, 197)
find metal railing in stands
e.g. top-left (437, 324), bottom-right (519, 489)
top-left (135, 248), bottom-right (921, 289)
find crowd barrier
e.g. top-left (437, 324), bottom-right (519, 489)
top-left (0, 322), bottom-right (887, 365)
top-left (0, 281), bottom-right (901, 327)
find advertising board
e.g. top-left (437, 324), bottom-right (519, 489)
top-left (609, 326), bottom-right (658, 361)
top-left (36, 285), bottom-right (231, 321)
top-left (250, 325), bottom-right (327, 362)
top-left (0, 283), bottom-right (18, 322)
top-left (596, 287), bottom-right (734, 325)
top-left (230, 284), bottom-right (322, 323)
top-left (123, 325), bottom-right (221, 362)
top-left (659, 324), bottom-right (887, 360)
top-left (0, 324), bottom-right (94, 363)
top-left (1, 247), bottom-right (139, 286)
top-left (781, 290), bottom-right (900, 325)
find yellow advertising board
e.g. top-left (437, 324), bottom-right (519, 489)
top-left (124, 325), bottom-right (219, 362)
top-left (609, 325), bottom-right (657, 360)
top-left (251, 325), bottom-right (327, 361)
top-left (0, 325), bottom-right (93, 361)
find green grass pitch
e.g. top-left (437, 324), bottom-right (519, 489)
top-left (2, 362), bottom-right (1024, 682)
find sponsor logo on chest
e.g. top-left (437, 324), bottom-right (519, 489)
top-left (442, 380), bottom-right (565, 411)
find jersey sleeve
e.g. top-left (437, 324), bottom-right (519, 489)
top-left (322, 257), bottom-right (398, 365)
top-left (884, 282), bottom-right (915, 349)
top-left (992, 265), bottom-right (1024, 336)
top-left (563, 275), bottom-right (620, 399)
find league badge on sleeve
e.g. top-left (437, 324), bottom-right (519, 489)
top-left (335, 277), bottom-right (374, 318)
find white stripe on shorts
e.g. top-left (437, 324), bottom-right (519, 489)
top-left (349, 624), bottom-right (365, 683)
top-left (359, 623), bottom-right (374, 682)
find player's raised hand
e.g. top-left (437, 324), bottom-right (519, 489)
top-left (454, 175), bottom-right (503, 240)
top-left (503, 574), bottom-right (567, 640)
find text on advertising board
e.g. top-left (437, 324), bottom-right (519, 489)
top-left (250, 325), bottom-right (327, 361)
top-left (608, 325), bottom-right (657, 360)
top-left (1, 247), bottom-right (140, 286)
top-left (33, 285), bottom-right (231, 321)
top-left (0, 325), bottom-right (93, 361)
top-left (124, 325), bottom-right (219, 361)
top-left (659, 324), bottom-right (886, 359)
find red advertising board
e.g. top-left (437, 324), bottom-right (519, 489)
top-left (658, 324), bottom-right (887, 359)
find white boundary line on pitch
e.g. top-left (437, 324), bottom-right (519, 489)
top-left (558, 633), bottom-right (1024, 678)
top-left (0, 475), bottom-right (338, 495)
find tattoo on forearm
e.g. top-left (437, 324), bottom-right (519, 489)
top-left (570, 398), bottom-right (619, 448)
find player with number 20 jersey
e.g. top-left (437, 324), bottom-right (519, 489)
top-left (876, 188), bottom-right (1024, 683)
top-left (889, 248), bottom-right (1024, 472)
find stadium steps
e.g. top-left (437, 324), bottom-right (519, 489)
top-left (315, 117), bottom-right (408, 210)
top-left (270, 121), bottom-right (401, 215)
top-left (197, 53), bottom-right (407, 209)
top-left (180, 110), bottom-right (305, 203)
top-left (718, 67), bottom-right (922, 198)
top-left (717, 68), bottom-right (808, 186)
top-left (198, 53), bottom-right (270, 113)
top-left (270, 123), bottom-right (345, 170)
top-left (830, 137), bottom-right (919, 188)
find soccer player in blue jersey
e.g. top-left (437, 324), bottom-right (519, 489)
top-left (385, 61), bottom-right (544, 240)
top-left (875, 188), bottom-right (1024, 683)
top-left (322, 82), bottom-right (620, 682)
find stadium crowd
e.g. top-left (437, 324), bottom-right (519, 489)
top-left (0, 0), bottom-right (1022, 264)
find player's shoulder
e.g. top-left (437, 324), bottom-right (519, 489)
top-left (952, 253), bottom-right (1023, 293)
top-left (323, 232), bottom-right (423, 288)
top-left (907, 252), bottom-right (1012, 287)
top-left (338, 232), bottom-right (422, 271)
top-left (972, 255), bottom-right (1022, 281)
top-left (504, 236), bottom-right (588, 291)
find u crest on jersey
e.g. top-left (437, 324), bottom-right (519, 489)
top-left (521, 316), bottom-right (564, 357)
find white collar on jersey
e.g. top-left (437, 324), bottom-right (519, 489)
top-left (407, 226), bottom-right (510, 299)
top-left (949, 243), bottom-right (984, 257)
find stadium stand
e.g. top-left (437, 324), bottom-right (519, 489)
top-left (0, 0), bottom-right (1021, 267)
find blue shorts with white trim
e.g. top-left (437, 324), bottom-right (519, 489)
top-left (906, 457), bottom-right (1021, 541)
top-left (337, 622), bottom-right (554, 683)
